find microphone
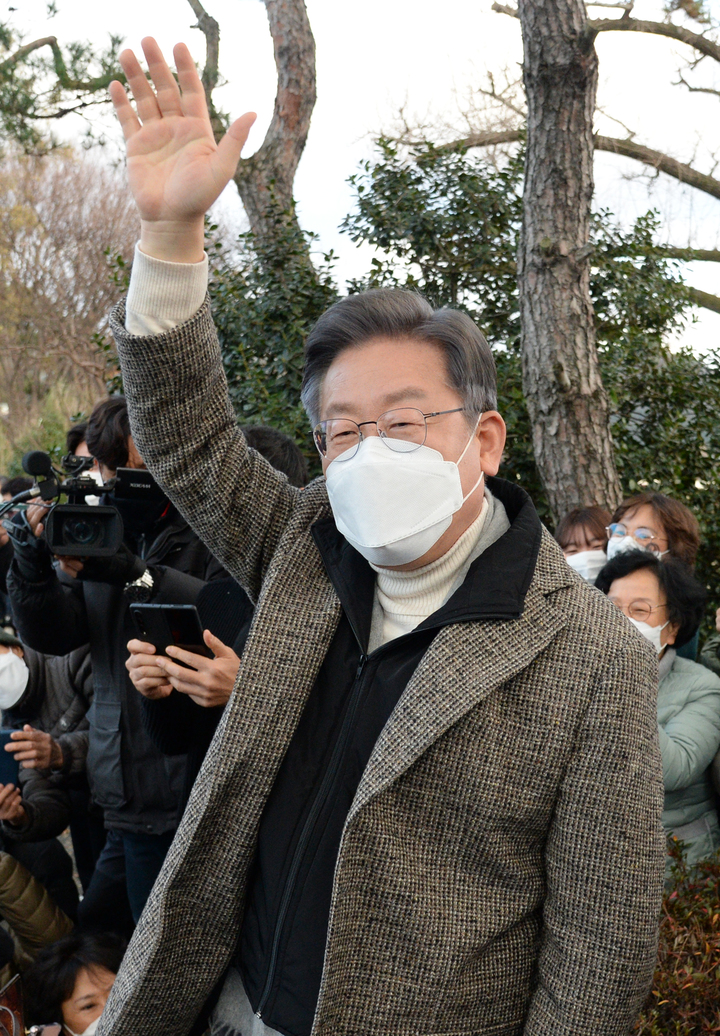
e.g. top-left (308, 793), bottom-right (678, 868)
top-left (22, 451), bottom-right (54, 478)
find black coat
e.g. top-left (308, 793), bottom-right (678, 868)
top-left (140, 577), bottom-right (254, 807)
top-left (1, 643), bottom-right (93, 845)
top-left (7, 507), bottom-right (227, 835)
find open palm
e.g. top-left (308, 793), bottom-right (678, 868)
top-left (110, 39), bottom-right (255, 227)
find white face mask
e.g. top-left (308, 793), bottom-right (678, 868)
top-left (0, 651), bottom-right (29, 709)
top-left (325, 418), bottom-right (483, 567)
top-left (565, 549), bottom-right (607, 584)
top-left (65, 1017), bottom-right (101, 1036)
top-left (607, 535), bottom-right (668, 561)
top-left (629, 617), bottom-right (669, 655)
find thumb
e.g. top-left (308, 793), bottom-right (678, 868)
top-left (23, 725), bottom-right (34, 734)
top-left (203, 629), bottom-right (234, 658)
top-left (215, 112), bottom-right (257, 175)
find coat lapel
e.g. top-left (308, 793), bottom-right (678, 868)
top-left (348, 581), bottom-right (568, 821)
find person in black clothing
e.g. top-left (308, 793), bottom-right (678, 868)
top-left (126, 425), bottom-right (309, 807)
top-left (6, 396), bottom-right (229, 931)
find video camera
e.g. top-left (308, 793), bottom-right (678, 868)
top-left (0, 450), bottom-right (165, 558)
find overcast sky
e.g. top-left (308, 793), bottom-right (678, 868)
top-left (11, 0), bottom-right (720, 352)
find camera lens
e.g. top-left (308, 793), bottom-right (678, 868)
top-left (63, 516), bottom-right (103, 548)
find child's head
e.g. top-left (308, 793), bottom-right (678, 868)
top-left (23, 932), bottom-right (125, 1035)
top-left (554, 506), bottom-right (612, 556)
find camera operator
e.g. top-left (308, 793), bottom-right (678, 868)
top-left (5, 395), bottom-right (229, 929)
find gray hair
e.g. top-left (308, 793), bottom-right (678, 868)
top-left (300, 288), bottom-right (497, 428)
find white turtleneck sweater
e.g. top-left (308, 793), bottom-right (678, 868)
top-left (368, 498), bottom-right (488, 651)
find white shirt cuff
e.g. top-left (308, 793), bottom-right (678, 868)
top-left (125, 243), bottom-right (209, 336)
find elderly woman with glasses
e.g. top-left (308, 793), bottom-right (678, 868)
top-left (596, 551), bottom-right (720, 874)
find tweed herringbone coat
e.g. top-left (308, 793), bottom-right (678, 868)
top-left (99, 299), bottom-right (665, 1036)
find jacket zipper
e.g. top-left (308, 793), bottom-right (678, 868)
top-left (255, 651), bottom-right (369, 1019)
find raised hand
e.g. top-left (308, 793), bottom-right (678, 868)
top-left (109, 38), bottom-right (256, 263)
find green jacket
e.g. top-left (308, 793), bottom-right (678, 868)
top-left (658, 649), bottom-right (720, 863)
top-left (699, 631), bottom-right (720, 679)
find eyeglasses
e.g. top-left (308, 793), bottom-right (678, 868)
top-left (314, 407), bottom-right (467, 462)
top-left (605, 522), bottom-right (667, 556)
top-left (611, 599), bottom-right (666, 623)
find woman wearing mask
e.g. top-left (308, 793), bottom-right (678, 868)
top-left (554, 505), bottom-right (611, 584)
top-left (606, 492), bottom-right (700, 566)
top-left (23, 931), bottom-right (124, 1036)
top-left (606, 492), bottom-right (701, 658)
top-left (596, 551), bottom-right (720, 873)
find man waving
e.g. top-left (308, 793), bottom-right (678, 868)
top-left (100, 38), bottom-right (664, 1036)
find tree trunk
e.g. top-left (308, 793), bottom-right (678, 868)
top-left (517, 0), bottom-right (622, 522)
top-left (233, 0), bottom-right (317, 253)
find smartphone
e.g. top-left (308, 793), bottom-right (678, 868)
top-left (0, 731), bottom-right (21, 787)
top-left (129, 603), bottom-right (212, 665)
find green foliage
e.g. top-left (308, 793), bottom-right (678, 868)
top-left (343, 141), bottom-right (720, 623)
top-left (0, 18), bottom-right (123, 153)
top-left (208, 206), bottom-right (338, 474)
top-left (636, 840), bottom-right (720, 1034)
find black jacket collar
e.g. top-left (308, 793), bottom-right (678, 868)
top-left (312, 477), bottom-right (543, 651)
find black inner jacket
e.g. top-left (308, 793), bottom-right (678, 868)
top-left (236, 477), bottom-right (542, 1036)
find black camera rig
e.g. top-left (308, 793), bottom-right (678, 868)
top-left (0, 450), bottom-right (164, 558)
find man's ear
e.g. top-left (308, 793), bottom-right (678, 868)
top-left (478, 411), bottom-right (506, 478)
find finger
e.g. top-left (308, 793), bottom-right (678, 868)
top-left (128, 639), bottom-right (156, 656)
top-left (170, 676), bottom-right (211, 697)
top-left (143, 37), bottom-right (184, 118)
top-left (172, 42), bottom-right (209, 120)
top-left (137, 676), bottom-right (171, 690)
top-left (119, 46), bottom-right (161, 123)
top-left (164, 646), bottom-right (207, 671)
top-left (127, 655), bottom-right (164, 674)
top-left (160, 656), bottom-right (204, 682)
top-left (109, 80), bottom-right (141, 140)
top-left (0, 785), bottom-right (15, 801)
top-left (203, 629), bottom-right (235, 658)
top-left (136, 664), bottom-right (167, 679)
top-left (13, 749), bottom-right (40, 761)
top-left (216, 112), bottom-right (257, 177)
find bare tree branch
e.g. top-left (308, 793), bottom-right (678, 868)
top-left (447, 125), bottom-right (720, 204)
top-left (674, 71), bottom-right (720, 98)
top-left (589, 16), bottom-right (720, 63)
top-left (594, 135), bottom-right (720, 199)
top-left (441, 128), bottom-right (524, 150)
top-left (658, 246), bottom-right (720, 262)
top-left (185, 0), bottom-right (221, 133)
top-left (688, 286), bottom-right (720, 313)
top-left (491, 3), bottom-right (520, 18)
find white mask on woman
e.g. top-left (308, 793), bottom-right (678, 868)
top-left (565, 549), bottom-right (607, 584)
top-left (629, 617), bottom-right (669, 655)
top-left (325, 417), bottom-right (483, 567)
top-left (0, 651), bottom-right (29, 709)
top-left (65, 1017), bottom-right (101, 1036)
top-left (607, 535), bottom-right (668, 561)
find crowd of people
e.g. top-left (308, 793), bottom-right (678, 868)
top-left (0, 33), bottom-right (717, 1036)
top-left (555, 499), bottom-right (720, 874)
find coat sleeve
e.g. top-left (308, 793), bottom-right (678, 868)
top-left (0, 768), bottom-right (71, 843)
top-left (523, 638), bottom-right (665, 1036)
top-left (109, 297), bottom-right (303, 604)
top-left (658, 670), bottom-right (720, 792)
top-left (6, 560), bottom-right (90, 656)
top-left (699, 633), bottom-right (720, 679)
